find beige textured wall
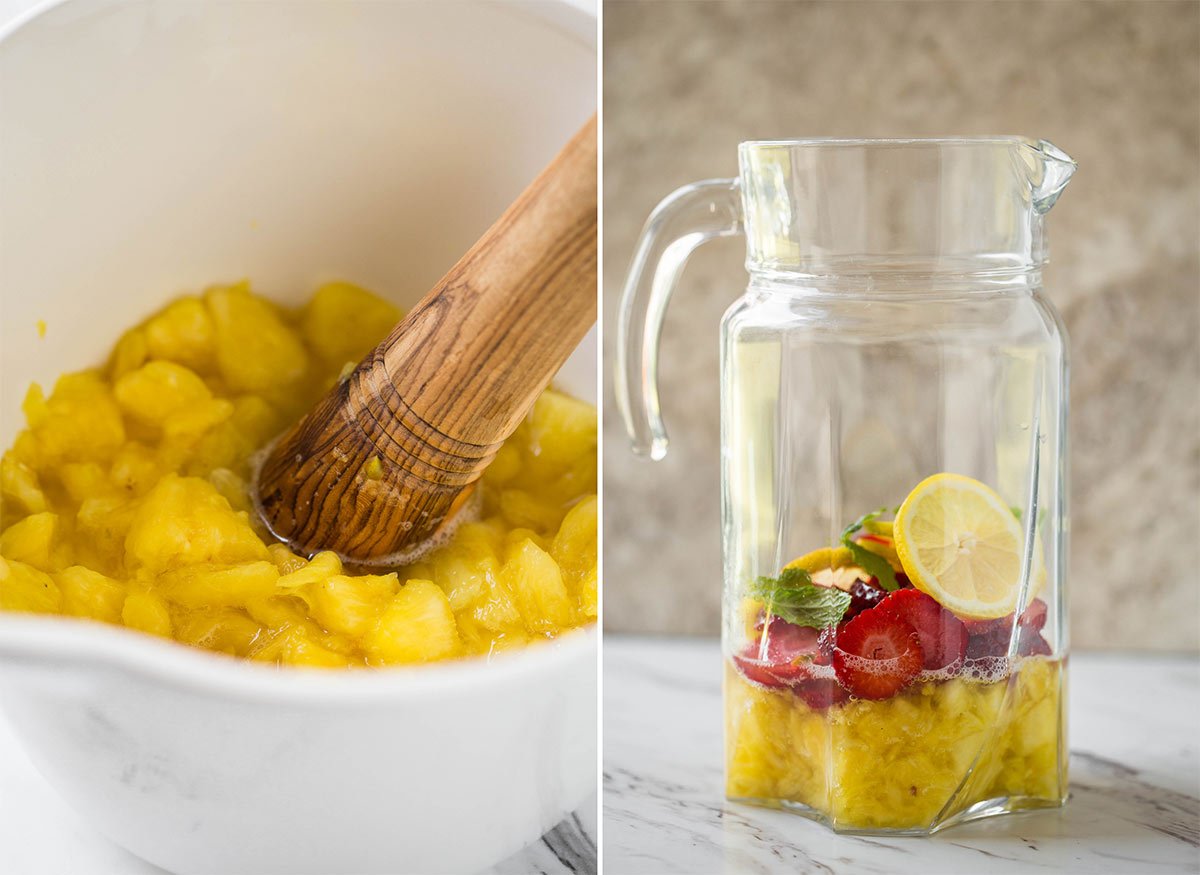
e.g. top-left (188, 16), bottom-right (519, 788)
top-left (602, 0), bottom-right (1200, 650)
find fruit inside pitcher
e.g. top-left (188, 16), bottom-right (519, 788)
top-left (725, 473), bottom-right (1066, 833)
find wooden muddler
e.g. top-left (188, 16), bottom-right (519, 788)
top-left (255, 115), bottom-right (597, 563)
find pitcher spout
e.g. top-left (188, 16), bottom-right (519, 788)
top-left (1026, 139), bottom-right (1077, 213)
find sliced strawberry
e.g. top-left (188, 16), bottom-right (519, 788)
top-left (815, 625), bottom-right (836, 665)
top-left (795, 678), bottom-right (850, 709)
top-left (733, 617), bottom-right (823, 687)
top-left (963, 601), bottom-right (1048, 659)
top-left (877, 588), bottom-right (968, 671)
top-left (732, 653), bottom-right (788, 688)
top-left (1018, 599), bottom-right (1048, 631)
top-left (962, 614), bottom-right (1010, 637)
top-left (833, 608), bottom-right (923, 700)
top-left (963, 598), bottom-right (1046, 638)
top-left (966, 630), bottom-right (1008, 659)
top-left (857, 533), bottom-right (893, 548)
top-left (1017, 627), bottom-right (1052, 656)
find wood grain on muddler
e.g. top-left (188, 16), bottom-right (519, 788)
top-left (255, 115), bottom-right (597, 562)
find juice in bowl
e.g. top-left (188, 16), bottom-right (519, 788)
top-left (0, 281), bottom-right (598, 667)
top-left (616, 137), bottom-right (1073, 833)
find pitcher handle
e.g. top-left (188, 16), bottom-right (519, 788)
top-left (615, 178), bottom-right (743, 460)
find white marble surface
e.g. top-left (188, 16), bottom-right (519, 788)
top-left (604, 638), bottom-right (1200, 874)
top-left (0, 707), bottom-right (596, 875)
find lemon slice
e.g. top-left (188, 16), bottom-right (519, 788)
top-left (894, 473), bottom-right (1030, 619)
top-left (784, 546), bottom-right (855, 574)
top-left (784, 547), bottom-right (865, 591)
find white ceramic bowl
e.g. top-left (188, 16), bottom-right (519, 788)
top-left (0, 2), bottom-right (597, 873)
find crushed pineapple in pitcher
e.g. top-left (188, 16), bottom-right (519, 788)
top-left (0, 282), bottom-right (597, 667)
top-left (725, 474), bottom-right (1066, 832)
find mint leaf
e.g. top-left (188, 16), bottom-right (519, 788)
top-left (841, 509), bottom-right (900, 591)
top-left (841, 510), bottom-right (886, 540)
top-left (751, 567), bottom-right (851, 628)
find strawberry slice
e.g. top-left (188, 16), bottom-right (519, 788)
top-left (1018, 598), bottom-right (1048, 631)
top-left (857, 533), bottom-right (892, 548)
top-left (966, 629), bottom-right (1009, 659)
top-left (964, 599), bottom-right (1050, 659)
top-left (877, 588), bottom-right (968, 671)
top-left (1017, 626), bottom-right (1053, 656)
top-left (833, 608), bottom-right (923, 700)
top-left (962, 615), bottom-right (1009, 637)
top-left (795, 678), bottom-right (850, 709)
top-left (963, 598), bottom-right (1048, 636)
top-left (732, 617), bottom-right (823, 687)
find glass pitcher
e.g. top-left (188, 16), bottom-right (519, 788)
top-left (616, 138), bottom-right (1075, 834)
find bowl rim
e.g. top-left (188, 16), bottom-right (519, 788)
top-left (0, 614), bottom-right (597, 704)
top-left (0, 0), bottom-right (599, 49)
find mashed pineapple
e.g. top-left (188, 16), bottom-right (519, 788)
top-left (726, 658), bottom-right (1065, 831)
top-left (0, 281), bottom-right (598, 667)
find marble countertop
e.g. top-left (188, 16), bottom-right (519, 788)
top-left (0, 706), bottom-right (595, 874)
top-left (604, 638), bottom-right (1200, 874)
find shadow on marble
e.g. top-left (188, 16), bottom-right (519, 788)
top-left (934, 751), bottom-right (1199, 848)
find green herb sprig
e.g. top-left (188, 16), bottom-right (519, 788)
top-left (750, 566), bottom-right (851, 628)
top-left (841, 509), bottom-right (900, 591)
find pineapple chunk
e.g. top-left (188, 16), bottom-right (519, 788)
top-left (575, 568), bottom-right (599, 623)
top-left (205, 283), bottom-right (307, 392)
top-left (0, 512), bottom-right (63, 571)
top-left (526, 389), bottom-right (597, 474)
top-left (307, 572), bottom-right (397, 637)
top-left (143, 296), bottom-right (216, 374)
top-left (552, 497), bottom-right (597, 585)
top-left (121, 589), bottom-right (172, 637)
top-left (366, 579), bottom-right (460, 664)
top-left (499, 489), bottom-right (563, 533)
top-left (109, 443), bottom-right (161, 494)
top-left (267, 543), bottom-right (309, 575)
top-left (28, 372), bottom-right (125, 465)
top-left (109, 329), bottom-right (148, 380)
top-left (125, 475), bottom-right (268, 573)
top-left (428, 548), bottom-right (497, 613)
top-left (452, 519), bottom-right (505, 562)
top-left (0, 556), bottom-right (62, 613)
top-left (482, 442), bottom-right (521, 487)
top-left (59, 461), bottom-right (110, 502)
top-left (470, 575), bottom-right (524, 633)
top-left (207, 468), bottom-right (251, 513)
top-left (244, 593), bottom-right (312, 631)
top-left (157, 561), bottom-right (279, 608)
top-left (175, 609), bottom-right (261, 656)
top-left (56, 565), bottom-right (125, 624)
top-left (21, 383), bottom-right (47, 426)
top-left (501, 538), bottom-right (572, 634)
top-left (251, 626), bottom-right (352, 668)
top-left (114, 361), bottom-right (229, 436)
top-left (301, 281), bottom-right (402, 365)
top-left (276, 550), bottom-right (343, 589)
top-left (76, 495), bottom-right (137, 570)
top-left (1, 453), bottom-right (46, 514)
